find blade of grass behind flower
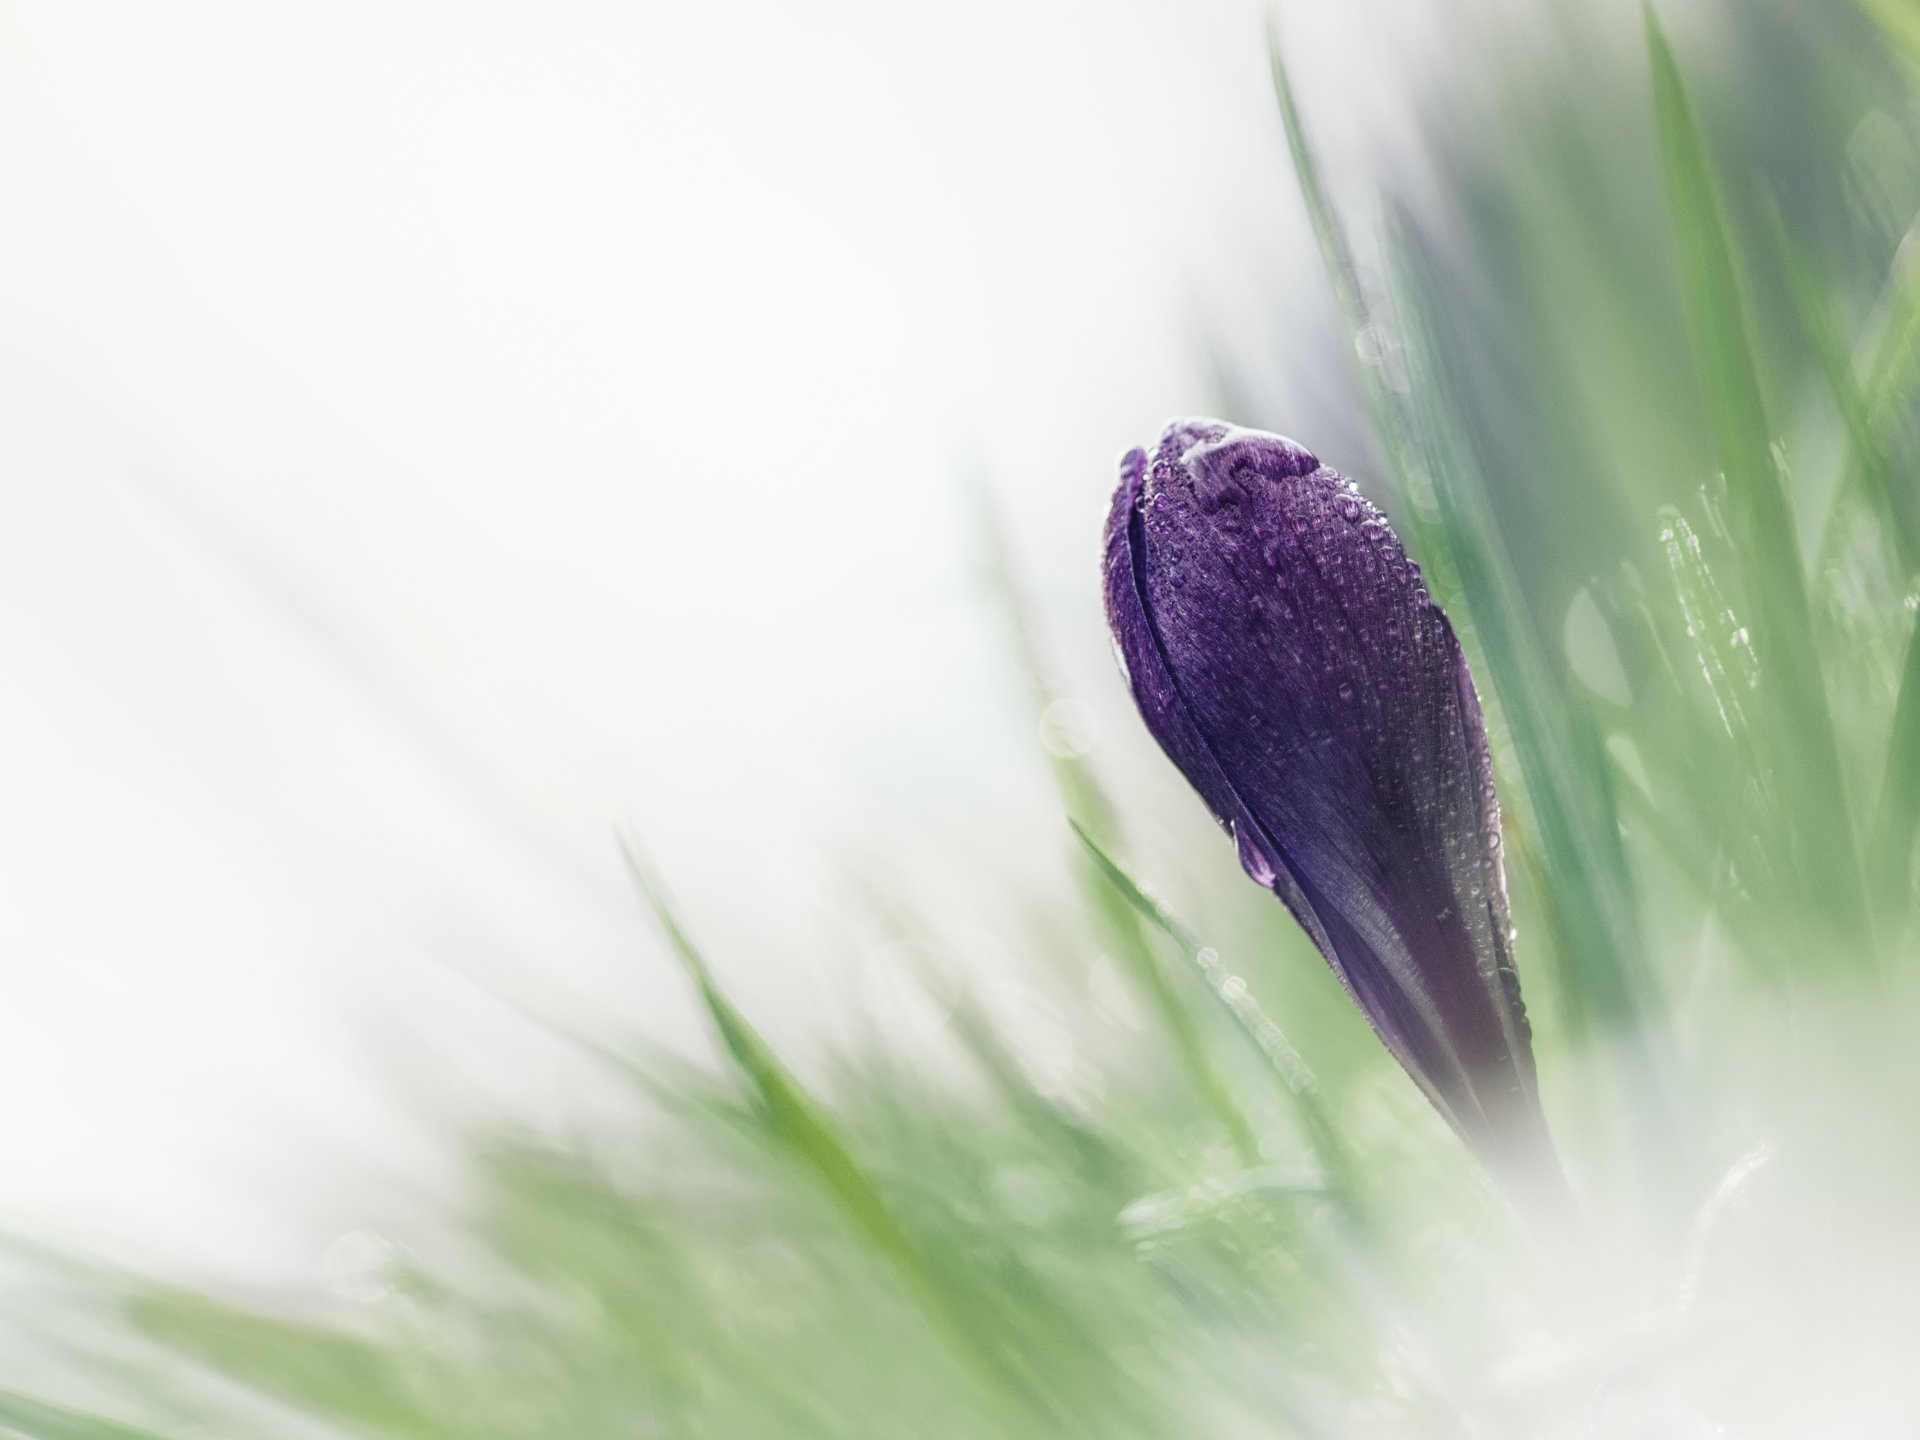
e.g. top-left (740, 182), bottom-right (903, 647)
top-left (1775, 212), bottom-right (1920, 577)
top-left (1383, 226), bottom-right (1688, 1214)
top-left (1773, 207), bottom-right (1920, 922)
top-left (1388, 220), bottom-right (1654, 1042)
top-left (1266, 20), bottom-right (1454, 591)
top-left (1646, 9), bottom-right (1871, 952)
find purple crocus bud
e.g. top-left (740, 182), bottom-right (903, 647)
top-left (1104, 418), bottom-right (1558, 1185)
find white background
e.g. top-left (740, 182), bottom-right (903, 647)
top-left (0, 0), bottom-right (1457, 1280)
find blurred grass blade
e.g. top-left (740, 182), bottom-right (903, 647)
top-left (619, 835), bottom-right (924, 1284)
top-left (1272, 17), bottom-right (1658, 1073)
top-left (1266, 17), bottom-right (1366, 355)
top-left (0, 1391), bottom-right (170, 1440)
top-left (1858, 0), bottom-right (1920, 69)
top-left (1069, 820), bottom-right (1312, 1093)
top-left (1646, 8), bottom-right (1870, 950)
top-left (1068, 820), bottom-right (1351, 1187)
top-left (976, 487), bottom-right (1264, 1164)
top-left (128, 1291), bottom-right (429, 1438)
top-left (1275, 9), bottom-right (1684, 1224)
top-left (1772, 206), bottom-right (1920, 923)
top-left (1773, 205), bottom-right (1920, 577)
top-left (1266, 19), bottom-right (1453, 583)
top-left (1388, 223), bottom-right (1654, 1035)
top-left (972, 481), bottom-right (1118, 836)
top-left (617, 833), bottom-right (1057, 1423)
top-left (1873, 628), bottom-right (1920, 920)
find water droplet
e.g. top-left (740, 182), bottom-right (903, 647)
top-left (1337, 680), bottom-right (1355, 702)
top-left (1233, 823), bottom-right (1278, 887)
top-left (1337, 496), bottom-right (1363, 523)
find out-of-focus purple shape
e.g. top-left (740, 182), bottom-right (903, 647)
top-left (1104, 418), bottom-right (1558, 1181)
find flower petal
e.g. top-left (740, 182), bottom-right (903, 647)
top-left (1104, 419), bottom-right (1554, 1175)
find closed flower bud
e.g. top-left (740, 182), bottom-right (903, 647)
top-left (1104, 418), bottom-right (1559, 1185)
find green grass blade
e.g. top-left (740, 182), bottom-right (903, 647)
top-left (1646, 7), bottom-right (1870, 949)
top-left (1068, 821), bottom-right (1352, 1189)
top-left (617, 835), bottom-right (1063, 1425)
top-left (0, 1391), bottom-right (171, 1440)
top-left (975, 489), bottom-right (1265, 1164)
top-left (128, 1285), bottom-right (439, 1438)
top-left (972, 485), bottom-right (1117, 836)
top-left (1772, 206), bottom-right (1920, 925)
top-left (1266, 21), bottom-right (1454, 585)
top-left (1271, 18), bottom-right (1657, 1047)
top-left (1857, 0), bottom-right (1920, 70)
top-left (1873, 625), bottom-right (1920, 920)
top-left (620, 836), bottom-right (945, 1281)
top-left (1388, 230), bottom-right (1648, 1021)
top-left (1772, 206), bottom-right (1920, 577)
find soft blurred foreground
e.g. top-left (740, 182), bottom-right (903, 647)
top-left (10, 0), bottom-right (1920, 1436)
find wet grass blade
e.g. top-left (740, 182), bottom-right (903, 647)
top-left (1068, 820), bottom-right (1350, 1191)
top-left (1646, 8), bottom-right (1870, 950)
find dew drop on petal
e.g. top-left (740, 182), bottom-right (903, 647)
top-left (1233, 822), bottom-right (1279, 887)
